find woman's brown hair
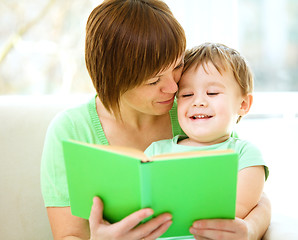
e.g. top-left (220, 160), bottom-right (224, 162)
top-left (85, 0), bottom-right (186, 116)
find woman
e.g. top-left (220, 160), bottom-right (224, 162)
top-left (41, 0), bottom-right (271, 239)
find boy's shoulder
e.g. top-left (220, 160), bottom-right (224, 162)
top-left (227, 137), bottom-right (260, 151)
top-left (145, 135), bottom-right (181, 157)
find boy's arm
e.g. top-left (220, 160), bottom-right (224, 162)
top-left (236, 166), bottom-right (265, 218)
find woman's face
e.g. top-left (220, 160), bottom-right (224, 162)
top-left (120, 56), bottom-right (184, 116)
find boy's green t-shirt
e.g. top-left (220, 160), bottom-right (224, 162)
top-left (40, 96), bottom-right (183, 206)
top-left (145, 135), bottom-right (269, 180)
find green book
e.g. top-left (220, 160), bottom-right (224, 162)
top-left (62, 140), bottom-right (238, 238)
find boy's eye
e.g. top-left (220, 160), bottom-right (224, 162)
top-left (207, 92), bottom-right (219, 96)
top-left (181, 93), bottom-right (193, 98)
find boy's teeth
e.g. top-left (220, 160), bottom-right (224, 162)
top-left (192, 115), bottom-right (208, 119)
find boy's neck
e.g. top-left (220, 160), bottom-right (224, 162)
top-left (178, 134), bottom-right (230, 147)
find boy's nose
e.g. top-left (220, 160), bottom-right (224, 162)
top-left (193, 95), bottom-right (208, 107)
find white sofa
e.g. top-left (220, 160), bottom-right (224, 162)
top-left (0, 95), bottom-right (297, 240)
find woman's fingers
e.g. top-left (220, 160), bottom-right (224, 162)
top-left (190, 227), bottom-right (235, 240)
top-left (190, 218), bottom-right (248, 240)
top-left (89, 196), bottom-right (104, 229)
top-left (115, 208), bottom-right (154, 233)
top-left (89, 198), bottom-right (173, 240)
top-left (142, 218), bottom-right (173, 240)
top-left (115, 211), bottom-right (172, 240)
top-left (192, 218), bottom-right (247, 232)
top-left (132, 212), bottom-right (172, 239)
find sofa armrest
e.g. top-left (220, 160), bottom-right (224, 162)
top-left (263, 212), bottom-right (298, 240)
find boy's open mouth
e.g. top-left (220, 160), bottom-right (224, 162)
top-left (190, 114), bottom-right (212, 119)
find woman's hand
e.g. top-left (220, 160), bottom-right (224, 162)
top-left (189, 217), bottom-right (251, 240)
top-left (89, 197), bottom-right (173, 240)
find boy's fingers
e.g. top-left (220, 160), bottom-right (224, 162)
top-left (89, 196), bottom-right (104, 229)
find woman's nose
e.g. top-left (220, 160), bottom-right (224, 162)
top-left (161, 77), bottom-right (178, 94)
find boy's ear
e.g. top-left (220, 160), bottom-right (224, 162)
top-left (238, 93), bottom-right (253, 117)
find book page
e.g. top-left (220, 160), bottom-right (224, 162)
top-left (151, 149), bottom-right (235, 161)
top-left (69, 140), bottom-right (148, 162)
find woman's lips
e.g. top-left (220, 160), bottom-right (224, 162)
top-left (157, 96), bottom-right (175, 104)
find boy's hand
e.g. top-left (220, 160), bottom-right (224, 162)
top-left (89, 196), bottom-right (172, 240)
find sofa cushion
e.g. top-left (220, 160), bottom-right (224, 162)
top-left (0, 95), bottom-right (90, 240)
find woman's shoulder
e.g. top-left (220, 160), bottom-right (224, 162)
top-left (48, 101), bottom-right (89, 129)
top-left (45, 97), bottom-right (98, 140)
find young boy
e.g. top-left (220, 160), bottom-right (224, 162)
top-left (145, 43), bottom-right (268, 220)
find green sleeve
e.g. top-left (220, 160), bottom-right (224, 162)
top-left (237, 140), bottom-right (269, 180)
top-left (40, 97), bottom-right (108, 207)
top-left (40, 111), bottom-right (76, 206)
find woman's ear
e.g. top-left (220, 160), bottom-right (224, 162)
top-left (238, 93), bottom-right (253, 117)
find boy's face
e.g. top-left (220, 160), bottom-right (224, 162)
top-left (177, 61), bottom-right (249, 145)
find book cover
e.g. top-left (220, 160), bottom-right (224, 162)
top-left (63, 140), bottom-right (238, 238)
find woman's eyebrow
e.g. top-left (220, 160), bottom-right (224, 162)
top-left (176, 59), bottom-right (184, 66)
top-left (156, 59), bottom-right (184, 78)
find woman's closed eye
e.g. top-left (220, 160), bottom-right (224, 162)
top-left (174, 62), bottom-right (184, 70)
top-left (148, 78), bottom-right (160, 86)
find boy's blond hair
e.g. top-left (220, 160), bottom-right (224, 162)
top-left (85, 0), bottom-right (186, 116)
top-left (183, 43), bottom-right (253, 96)
top-left (182, 43), bottom-right (253, 123)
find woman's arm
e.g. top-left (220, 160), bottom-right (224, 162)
top-left (245, 192), bottom-right (271, 239)
top-left (47, 207), bottom-right (90, 240)
top-left (47, 197), bottom-right (173, 240)
top-left (189, 193), bottom-right (271, 240)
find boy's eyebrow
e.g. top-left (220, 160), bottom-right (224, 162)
top-left (179, 81), bottom-right (225, 89)
top-left (176, 84), bottom-right (190, 93)
top-left (207, 81), bottom-right (226, 88)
